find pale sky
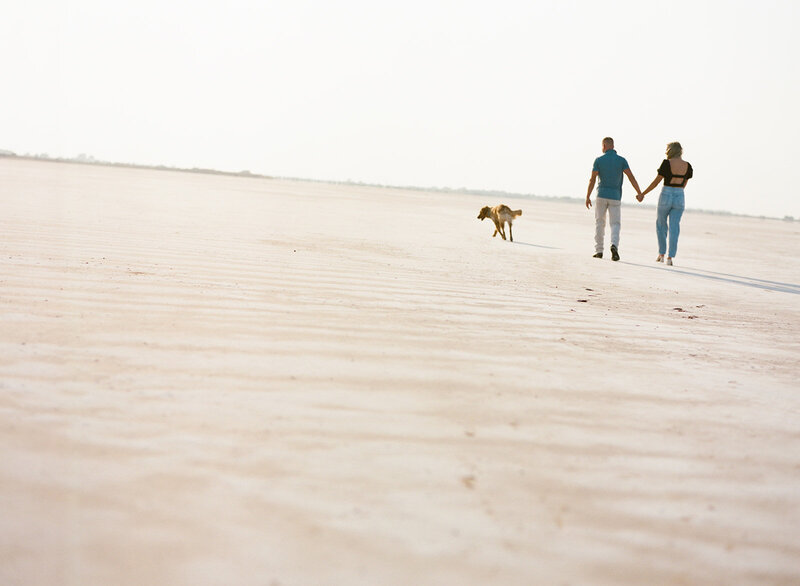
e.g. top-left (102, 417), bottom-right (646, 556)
top-left (2, 0), bottom-right (799, 218)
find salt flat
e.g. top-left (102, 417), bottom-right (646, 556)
top-left (1, 158), bottom-right (799, 585)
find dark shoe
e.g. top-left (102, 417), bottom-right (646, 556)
top-left (593, 252), bottom-right (603, 258)
top-left (610, 245), bottom-right (620, 261)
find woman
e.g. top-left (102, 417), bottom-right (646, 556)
top-left (638, 142), bottom-right (693, 265)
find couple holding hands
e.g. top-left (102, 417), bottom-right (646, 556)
top-left (586, 137), bottom-right (693, 265)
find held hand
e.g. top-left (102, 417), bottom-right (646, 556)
top-left (585, 197), bottom-right (592, 210)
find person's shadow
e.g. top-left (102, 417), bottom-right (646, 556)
top-left (620, 261), bottom-right (800, 295)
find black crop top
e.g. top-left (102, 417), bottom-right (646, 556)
top-left (658, 159), bottom-right (693, 188)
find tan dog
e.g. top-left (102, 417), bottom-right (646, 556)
top-left (477, 205), bottom-right (522, 242)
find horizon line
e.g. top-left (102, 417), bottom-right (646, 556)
top-left (1, 151), bottom-right (796, 223)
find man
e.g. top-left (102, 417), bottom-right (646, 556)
top-left (585, 137), bottom-right (642, 261)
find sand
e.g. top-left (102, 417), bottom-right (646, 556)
top-left (1, 157), bottom-right (799, 585)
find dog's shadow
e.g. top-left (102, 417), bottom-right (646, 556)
top-left (511, 241), bottom-right (561, 250)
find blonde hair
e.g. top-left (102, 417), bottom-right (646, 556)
top-left (666, 142), bottom-right (683, 159)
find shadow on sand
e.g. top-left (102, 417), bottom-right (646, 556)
top-left (512, 241), bottom-right (562, 250)
top-left (620, 261), bottom-right (800, 295)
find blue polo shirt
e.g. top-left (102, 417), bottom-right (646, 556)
top-left (592, 149), bottom-right (629, 201)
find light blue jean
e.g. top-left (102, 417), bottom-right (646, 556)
top-left (657, 186), bottom-right (685, 258)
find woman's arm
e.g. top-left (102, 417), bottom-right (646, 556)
top-left (639, 175), bottom-right (663, 199)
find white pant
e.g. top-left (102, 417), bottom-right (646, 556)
top-left (594, 197), bottom-right (621, 253)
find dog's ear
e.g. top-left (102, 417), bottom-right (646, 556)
top-left (477, 206), bottom-right (489, 220)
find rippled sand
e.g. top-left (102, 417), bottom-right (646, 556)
top-left (2, 158), bottom-right (799, 585)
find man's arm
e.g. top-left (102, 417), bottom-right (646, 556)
top-left (586, 171), bottom-right (598, 209)
top-left (623, 168), bottom-right (642, 198)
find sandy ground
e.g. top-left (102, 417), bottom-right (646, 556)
top-left (1, 158), bottom-right (799, 586)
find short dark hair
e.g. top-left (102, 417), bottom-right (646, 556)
top-left (602, 137), bottom-right (614, 147)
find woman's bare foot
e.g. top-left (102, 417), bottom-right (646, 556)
top-left (656, 254), bottom-right (664, 263)
top-left (666, 257), bottom-right (673, 266)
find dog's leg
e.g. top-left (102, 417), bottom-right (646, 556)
top-left (509, 223), bottom-right (513, 242)
top-left (495, 220), bottom-right (506, 240)
top-left (493, 220), bottom-right (504, 239)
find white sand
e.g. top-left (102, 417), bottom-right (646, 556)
top-left (1, 158), bottom-right (799, 585)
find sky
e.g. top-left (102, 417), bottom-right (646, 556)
top-left (2, 0), bottom-right (799, 218)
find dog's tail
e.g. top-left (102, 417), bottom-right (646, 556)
top-left (513, 209), bottom-right (522, 217)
